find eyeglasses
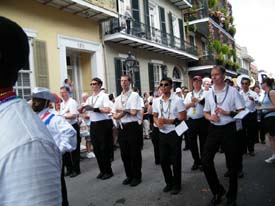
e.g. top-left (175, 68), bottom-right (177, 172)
top-left (160, 83), bottom-right (170, 87)
top-left (241, 82), bottom-right (249, 85)
top-left (90, 82), bottom-right (98, 86)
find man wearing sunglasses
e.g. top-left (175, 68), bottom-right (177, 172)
top-left (153, 77), bottom-right (186, 195)
top-left (80, 78), bottom-right (114, 180)
top-left (239, 77), bottom-right (258, 156)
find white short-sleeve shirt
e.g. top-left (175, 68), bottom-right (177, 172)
top-left (85, 91), bottom-right (112, 122)
top-left (204, 85), bottom-right (245, 126)
top-left (184, 89), bottom-right (207, 119)
top-left (153, 94), bottom-right (185, 134)
top-left (239, 89), bottom-right (258, 113)
top-left (60, 97), bottom-right (79, 125)
top-left (112, 91), bottom-right (142, 123)
top-left (0, 99), bottom-right (61, 206)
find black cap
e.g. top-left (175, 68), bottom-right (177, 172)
top-left (0, 16), bottom-right (29, 88)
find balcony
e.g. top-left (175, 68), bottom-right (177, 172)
top-left (188, 50), bottom-right (238, 77)
top-left (37, 0), bottom-right (118, 21)
top-left (169, 0), bottom-right (192, 10)
top-left (102, 16), bottom-right (198, 61)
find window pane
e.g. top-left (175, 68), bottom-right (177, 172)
top-left (17, 73), bottom-right (23, 87)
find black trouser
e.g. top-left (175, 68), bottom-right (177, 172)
top-left (242, 112), bottom-right (258, 153)
top-left (159, 131), bottom-right (182, 188)
top-left (151, 126), bottom-right (160, 164)
top-left (61, 158), bottom-right (69, 206)
top-left (91, 119), bottom-right (113, 175)
top-left (186, 117), bottom-right (208, 165)
top-left (118, 121), bottom-right (142, 180)
top-left (202, 122), bottom-right (239, 200)
top-left (258, 120), bottom-right (266, 142)
top-left (63, 123), bottom-right (81, 173)
top-left (126, 19), bottom-right (131, 34)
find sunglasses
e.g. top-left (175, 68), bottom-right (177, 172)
top-left (160, 83), bottom-right (170, 87)
top-left (90, 82), bottom-right (98, 86)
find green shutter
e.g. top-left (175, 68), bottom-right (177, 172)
top-left (114, 58), bottom-right (122, 95)
top-left (33, 40), bottom-right (49, 88)
top-left (132, 0), bottom-right (140, 33)
top-left (159, 6), bottom-right (167, 45)
top-left (168, 12), bottom-right (174, 47)
top-left (144, 0), bottom-right (151, 39)
top-left (178, 19), bottom-right (185, 49)
top-left (133, 62), bottom-right (141, 93)
top-left (148, 63), bottom-right (154, 92)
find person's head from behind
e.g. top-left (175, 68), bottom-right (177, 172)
top-left (82, 92), bottom-right (89, 103)
top-left (60, 86), bottom-right (70, 101)
top-left (159, 77), bottom-right (173, 95)
top-left (64, 78), bottom-right (72, 86)
top-left (0, 16), bottom-right (29, 88)
top-left (261, 78), bottom-right (274, 91)
top-left (211, 65), bottom-right (226, 85)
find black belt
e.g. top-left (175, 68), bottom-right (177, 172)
top-left (121, 121), bottom-right (138, 126)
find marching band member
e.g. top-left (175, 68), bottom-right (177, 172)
top-left (112, 75), bottom-right (143, 187)
top-left (0, 16), bottom-right (62, 206)
top-left (80, 78), bottom-right (114, 180)
top-left (184, 76), bottom-right (208, 171)
top-left (203, 66), bottom-right (245, 206)
top-left (60, 86), bottom-right (81, 177)
top-left (153, 77), bottom-right (186, 195)
top-left (32, 87), bottom-right (77, 206)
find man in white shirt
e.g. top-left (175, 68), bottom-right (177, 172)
top-left (203, 66), bottom-right (245, 206)
top-left (184, 76), bottom-right (208, 171)
top-left (0, 16), bottom-right (61, 206)
top-left (32, 87), bottom-right (77, 206)
top-left (79, 77), bottom-right (114, 180)
top-left (60, 86), bottom-right (81, 177)
top-left (239, 77), bottom-right (258, 156)
top-left (112, 75), bottom-right (143, 187)
top-left (153, 77), bottom-right (186, 195)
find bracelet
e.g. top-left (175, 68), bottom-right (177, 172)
top-left (93, 108), bottom-right (101, 113)
top-left (172, 118), bottom-right (181, 126)
top-left (229, 111), bottom-right (237, 117)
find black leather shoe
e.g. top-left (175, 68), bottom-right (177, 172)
top-left (101, 173), bottom-right (113, 180)
top-left (226, 199), bottom-right (237, 206)
top-left (162, 184), bottom-right (173, 192)
top-left (224, 170), bottom-right (230, 178)
top-left (211, 187), bottom-right (226, 205)
top-left (191, 164), bottom-right (199, 170)
top-left (96, 173), bottom-right (104, 179)
top-left (130, 178), bottom-right (142, 187)
top-left (70, 171), bottom-right (80, 178)
top-left (238, 171), bottom-right (244, 178)
top-left (248, 151), bottom-right (255, 156)
top-left (122, 177), bottom-right (132, 185)
top-left (170, 186), bottom-right (181, 195)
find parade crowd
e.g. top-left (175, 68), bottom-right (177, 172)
top-left (1, 17), bottom-right (275, 206)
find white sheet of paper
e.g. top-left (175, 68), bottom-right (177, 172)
top-left (175, 121), bottom-right (189, 136)
top-left (233, 109), bottom-right (250, 120)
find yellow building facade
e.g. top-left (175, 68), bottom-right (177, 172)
top-left (0, 0), bottom-right (117, 101)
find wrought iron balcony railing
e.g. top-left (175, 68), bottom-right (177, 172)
top-left (102, 16), bottom-right (198, 56)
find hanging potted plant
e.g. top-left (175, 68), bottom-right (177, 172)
top-left (215, 53), bottom-right (224, 65)
top-left (228, 26), bottom-right (236, 37)
top-left (225, 59), bottom-right (234, 70)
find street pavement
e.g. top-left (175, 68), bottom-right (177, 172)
top-left (67, 139), bottom-right (275, 206)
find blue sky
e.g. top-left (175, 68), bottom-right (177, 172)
top-left (230, 0), bottom-right (275, 76)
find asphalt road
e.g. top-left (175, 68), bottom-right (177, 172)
top-left (66, 139), bottom-right (275, 206)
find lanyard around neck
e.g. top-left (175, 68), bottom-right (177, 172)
top-left (121, 91), bottom-right (132, 108)
top-left (192, 89), bottom-right (203, 99)
top-left (212, 85), bottom-right (229, 107)
top-left (160, 98), bottom-right (171, 118)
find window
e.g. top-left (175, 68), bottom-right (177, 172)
top-left (153, 64), bottom-right (161, 88)
top-left (14, 39), bottom-right (34, 101)
top-left (189, 34), bottom-right (195, 47)
top-left (172, 66), bottom-right (183, 90)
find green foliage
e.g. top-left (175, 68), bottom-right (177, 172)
top-left (221, 44), bottom-right (230, 55)
top-left (234, 62), bottom-right (240, 69)
top-left (208, 0), bottom-right (218, 9)
top-left (231, 49), bottom-right (237, 59)
top-left (229, 26), bottom-right (236, 37)
top-left (212, 40), bottom-right (222, 53)
top-left (216, 53), bottom-right (225, 64)
top-left (225, 59), bottom-right (234, 67)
